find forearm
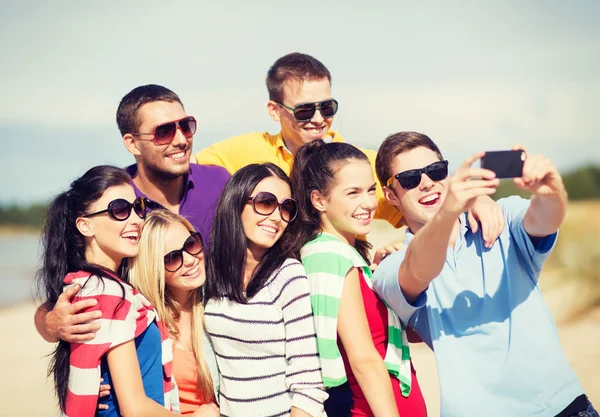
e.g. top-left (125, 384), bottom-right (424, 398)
top-left (290, 407), bottom-right (312, 417)
top-left (525, 188), bottom-right (568, 236)
top-left (34, 302), bottom-right (58, 343)
top-left (352, 357), bottom-right (400, 417)
top-left (121, 395), bottom-right (178, 417)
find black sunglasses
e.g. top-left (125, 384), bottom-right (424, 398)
top-left (164, 232), bottom-right (204, 273)
top-left (83, 197), bottom-right (148, 221)
top-left (275, 99), bottom-right (339, 122)
top-left (247, 192), bottom-right (298, 223)
top-left (131, 116), bottom-right (197, 146)
top-left (387, 160), bottom-right (449, 190)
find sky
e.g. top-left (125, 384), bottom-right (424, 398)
top-left (1, 0), bottom-right (599, 204)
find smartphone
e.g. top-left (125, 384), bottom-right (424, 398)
top-left (480, 150), bottom-right (525, 178)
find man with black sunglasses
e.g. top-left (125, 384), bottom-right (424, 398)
top-left (35, 84), bottom-right (230, 345)
top-left (371, 131), bottom-right (596, 417)
top-left (195, 52), bottom-right (409, 226)
top-left (195, 53), bottom-right (504, 245)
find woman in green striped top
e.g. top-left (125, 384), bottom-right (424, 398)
top-left (286, 140), bottom-right (427, 417)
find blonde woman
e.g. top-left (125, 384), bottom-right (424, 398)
top-left (128, 209), bottom-right (219, 416)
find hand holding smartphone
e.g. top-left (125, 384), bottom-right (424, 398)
top-left (481, 150), bottom-right (526, 178)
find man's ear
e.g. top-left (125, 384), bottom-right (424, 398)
top-left (75, 217), bottom-right (94, 237)
top-left (383, 185), bottom-right (402, 206)
top-left (123, 133), bottom-right (142, 156)
top-left (267, 101), bottom-right (281, 123)
top-left (310, 190), bottom-right (327, 212)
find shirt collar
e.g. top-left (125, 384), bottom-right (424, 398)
top-left (125, 163), bottom-right (194, 198)
top-left (275, 129), bottom-right (343, 152)
top-left (403, 212), bottom-right (470, 246)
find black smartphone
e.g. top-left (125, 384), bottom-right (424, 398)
top-left (480, 150), bottom-right (525, 178)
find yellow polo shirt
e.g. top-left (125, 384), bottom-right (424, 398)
top-left (195, 130), bottom-right (403, 227)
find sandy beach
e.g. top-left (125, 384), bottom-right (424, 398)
top-left (3, 215), bottom-right (599, 416)
top-left (2, 285), bottom-right (598, 417)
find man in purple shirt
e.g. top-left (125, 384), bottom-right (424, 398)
top-left (35, 84), bottom-right (229, 343)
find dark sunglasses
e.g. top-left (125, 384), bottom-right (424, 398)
top-left (387, 160), bottom-right (449, 190)
top-left (131, 116), bottom-right (197, 146)
top-left (247, 192), bottom-right (298, 223)
top-left (83, 197), bottom-right (148, 221)
top-left (164, 232), bottom-right (204, 272)
top-left (275, 99), bottom-right (339, 122)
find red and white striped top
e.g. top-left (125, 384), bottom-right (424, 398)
top-left (61, 270), bottom-right (174, 417)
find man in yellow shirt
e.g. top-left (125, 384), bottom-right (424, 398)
top-left (196, 53), bottom-right (502, 243)
top-left (196, 52), bottom-right (404, 226)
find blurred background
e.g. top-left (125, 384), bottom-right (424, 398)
top-left (0, 1), bottom-right (598, 416)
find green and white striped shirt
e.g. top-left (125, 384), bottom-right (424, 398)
top-left (300, 232), bottom-right (412, 396)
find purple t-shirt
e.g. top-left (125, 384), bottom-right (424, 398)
top-left (126, 163), bottom-right (230, 246)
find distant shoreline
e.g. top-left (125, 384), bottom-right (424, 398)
top-left (0, 225), bottom-right (40, 237)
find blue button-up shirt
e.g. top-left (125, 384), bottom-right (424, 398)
top-left (373, 196), bottom-right (583, 417)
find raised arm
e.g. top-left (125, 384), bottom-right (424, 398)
top-left (398, 152), bottom-right (499, 302)
top-left (513, 146), bottom-right (567, 237)
top-left (337, 267), bottom-right (400, 417)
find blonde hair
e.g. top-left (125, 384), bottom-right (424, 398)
top-left (128, 209), bottom-right (215, 403)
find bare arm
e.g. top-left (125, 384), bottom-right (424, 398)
top-left (513, 147), bottom-right (567, 237)
top-left (106, 340), bottom-right (180, 417)
top-left (398, 152), bottom-right (499, 302)
top-left (337, 267), bottom-right (400, 417)
top-left (34, 285), bottom-right (101, 343)
top-left (290, 407), bottom-right (313, 417)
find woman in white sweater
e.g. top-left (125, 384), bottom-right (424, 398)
top-left (203, 162), bottom-right (328, 417)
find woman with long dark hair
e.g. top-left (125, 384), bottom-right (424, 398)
top-left (36, 165), bottom-right (196, 417)
top-left (286, 141), bottom-right (427, 417)
top-left (204, 162), bottom-right (327, 417)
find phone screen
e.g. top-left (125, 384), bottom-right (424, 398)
top-left (480, 150), bottom-right (525, 178)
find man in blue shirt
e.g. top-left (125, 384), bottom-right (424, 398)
top-left (372, 131), bottom-right (596, 417)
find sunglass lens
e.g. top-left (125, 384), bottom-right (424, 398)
top-left (110, 199), bottom-right (133, 220)
top-left (320, 100), bottom-right (338, 118)
top-left (154, 122), bottom-right (177, 145)
top-left (164, 250), bottom-right (183, 272)
top-left (184, 233), bottom-right (203, 255)
top-left (398, 172), bottom-right (422, 190)
top-left (280, 199), bottom-right (298, 222)
top-left (133, 198), bottom-right (147, 219)
top-left (253, 192), bottom-right (278, 215)
top-left (180, 117), bottom-right (196, 138)
top-left (294, 104), bottom-right (316, 121)
top-left (426, 163), bottom-right (448, 181)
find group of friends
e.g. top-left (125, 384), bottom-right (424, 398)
top-left (33, 52), bottom-right (597, 417)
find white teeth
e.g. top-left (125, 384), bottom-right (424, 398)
top-left (122, 231), bottom-right (138, 240)
top-left (353, 213), bottom-right (370, 220)
top-left (305, 127), bottom-right (323, 133)
top-left (420, 194), bottom-right (439, 204)
top-left (259, 225), bottom-right (277, 234)
top-left (184, 265), bottom-right (200, 276)
top-left (170, 151), bottom-right (185, 159)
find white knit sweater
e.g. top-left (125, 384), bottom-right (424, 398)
top-left (204, 258), bottom-right (328, 417)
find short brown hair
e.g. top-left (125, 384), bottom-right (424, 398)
top-left (375, 131), bottom-right (444, 187)
top-left (116, 84), bottom-right (183, 136)
top-left (266, 53), bottom-right (331, 103)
